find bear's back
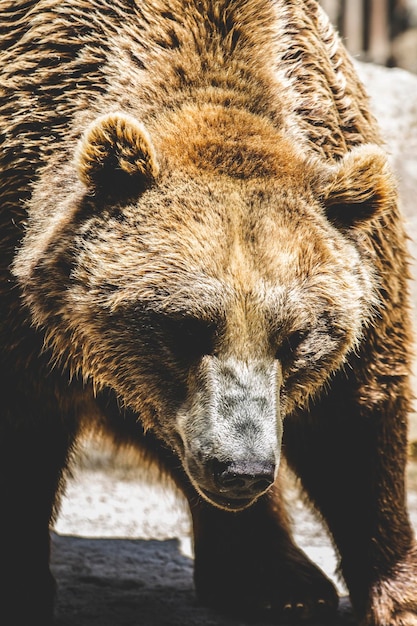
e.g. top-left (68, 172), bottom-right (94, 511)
top-left (0, 0), bottom-right (380, 191)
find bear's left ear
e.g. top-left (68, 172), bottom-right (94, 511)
top-left (318, 144), bottom-right (396, 228)
top-left (76, 112), bottom-right (159, 196)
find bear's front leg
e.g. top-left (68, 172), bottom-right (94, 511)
top-left (0, 422), bottom-right (58, 625)
top-left (0, 376), bottom-right (77, 626)
top-left (284, 377), bottom-right (417, 626)
top-left (188, 478), bottom-right (339, 622)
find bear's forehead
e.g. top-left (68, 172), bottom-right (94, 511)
top-left (107, 179), bottom-right (336, 285)
top-left (153, 103), bottom-right (309, 181)
top-left (79, 164), bottom-right (344, 302)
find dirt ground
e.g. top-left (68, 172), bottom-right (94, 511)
top-left (50, 532), bottom-right (353, 626)
top-left (53, 457), bottom-right (355, 626)
top-left (52, 452), bottom-right (417, 626)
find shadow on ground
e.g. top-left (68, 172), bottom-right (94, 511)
top-left (51, 534), bottom-right (356, 626)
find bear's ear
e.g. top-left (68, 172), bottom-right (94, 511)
top-left (319, 145), bottom-right (396, 228)
top-left (76, 113), bottom-right (159, 196)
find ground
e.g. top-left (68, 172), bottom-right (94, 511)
top-left (52, 446), bottom-right (417, 625)
top-left (53, 449), bottom-right (355, 626)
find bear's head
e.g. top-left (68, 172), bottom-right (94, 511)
top-left (14, 109), bottom-right (396, 510)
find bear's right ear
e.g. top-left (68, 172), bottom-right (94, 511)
top-left (318, 144), bottom-right (396, 229)
top-left (75, 113), bottom-right (159, 196)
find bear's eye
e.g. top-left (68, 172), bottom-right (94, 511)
top-left (168, 316), bottom-right (216, 361)
top-left (275, 329), bottom-right (307, 363)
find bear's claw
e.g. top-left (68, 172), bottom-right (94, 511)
top-left (279, 596), bottom-right (337, 622)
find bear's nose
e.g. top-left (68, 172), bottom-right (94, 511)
top-left (212, 459), bottom-right (276, 497)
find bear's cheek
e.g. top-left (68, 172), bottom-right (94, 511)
top-left (174, 355), bottom-right (282, 510)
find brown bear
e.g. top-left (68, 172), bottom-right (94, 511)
top-left (0, 0), bottom-right (416, 624)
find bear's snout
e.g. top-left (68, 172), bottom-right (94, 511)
top-left (176, 354), bottom-right (282, 509)
top-left (195, 456), bottom-right (277, 510)
top-left (212, 459), bottom-right (276, 496)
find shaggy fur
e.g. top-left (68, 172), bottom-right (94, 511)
top-left (0, 1), bottom-right (415, 624)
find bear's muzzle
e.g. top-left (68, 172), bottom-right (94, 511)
top-left (176, 355), bottom-right (282, 510)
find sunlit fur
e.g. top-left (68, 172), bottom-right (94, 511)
top-left (1, 1), bottom-right (415, 624)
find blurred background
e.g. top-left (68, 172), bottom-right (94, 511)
top-left (320, 0), bottom-right (417, 72)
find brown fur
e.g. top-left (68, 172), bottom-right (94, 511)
top-left (0, 1), bottom-right (415, 624)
